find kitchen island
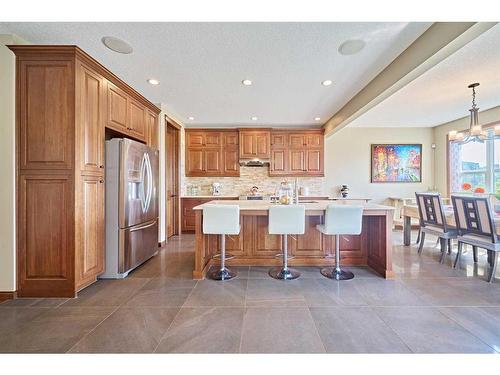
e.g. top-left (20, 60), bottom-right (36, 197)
top-left (192, 200), bottom-right (395, 279)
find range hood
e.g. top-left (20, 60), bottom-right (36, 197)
top-left (239, 159), bottom-right (270, 167)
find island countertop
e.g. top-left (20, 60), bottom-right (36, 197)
top-left (192, 200), bottom-right (394, 280)
top-left (193, 200), bottom-right (394, 212)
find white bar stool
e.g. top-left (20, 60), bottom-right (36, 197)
top-left (268, 205), bottom-right (306, 280)
top-left (317, 204), bottom-right (363, 280)
top-left (203, 204), bottom-right (240, 280)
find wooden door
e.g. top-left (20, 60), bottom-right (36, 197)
top-left (289, 150), bottom-right (305, 173)
top-left (107, 82), bottom-right (128, 131)
top-left (205, 132), bottom-right (221, 147)
top-left (204, 149), bottom-right (221, 174)
top-left (306, 149), bottom-right (323, 174)
top-left (306, 133), bottom-right (322, 147)
top-left (18, 174), bottom-right (75, 297)
top-left (270, 149), bottom-right (287, 174)
top-left (222, 148), bottom-right (239, 176)
top-left (166, 122), bottom-right (180, 238)
top-left (255, 133), bottom-right (270, 158)
top-left (240, 132), bottom-right (255, 158)
top-left (289, 133), bottom-right (306, 148)
top-left (291, 216), bottom-right (323, 257)
top-left (128, 99), bottom-right (146, 140)
top-left (19, 60), bottom-right (74, 170)
top-left (271, 133), bottom-right (287, 148)
top-left (147, 110), bottom-right (159, 150)
top-left (79, 63), bottom-right (104, 173)
top-left (76, 175), bottom-right (105, 288)
top-left (186, 149), bottom-right (204, 175)
top-left (186, 131), bottom-right (205, 147)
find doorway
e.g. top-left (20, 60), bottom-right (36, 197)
top-left (166, 118), bottom-right (181, 238)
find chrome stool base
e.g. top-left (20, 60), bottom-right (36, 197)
top-left (209, 267), bottom-right (237, 281)
top-left (320, 267), bottom-right (354, 280)
top-left (268, 267), bottom-right (301, 280)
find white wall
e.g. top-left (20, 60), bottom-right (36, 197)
top-left (433, 105), bottom-right (500, 195)
top-left (0, 37), bottom-right (17, 292)
top-left (324, 127), bottom-right (435, 204)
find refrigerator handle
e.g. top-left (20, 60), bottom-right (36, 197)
top-left (144, 152), bottom-right (153, 212)
top-left (139, 152), bottom-right (147, 212)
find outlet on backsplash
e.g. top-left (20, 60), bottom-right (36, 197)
top-left (182, 166), bottom-right (325, 196)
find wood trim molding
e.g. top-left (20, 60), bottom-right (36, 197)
top-left (166, 116), bottom-right (183, 130)
top-left (158, 240), bottom-right (166, 247)
top-left (8, 45), bottom-right (161, 114)
top-left (0, 291), bottom-right (16, 303)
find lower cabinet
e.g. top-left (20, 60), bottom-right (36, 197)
top-left (75, 174), bottom-right (105, 290)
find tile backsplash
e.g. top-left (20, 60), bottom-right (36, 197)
top-left (182, 166), bottom-right (325, 196)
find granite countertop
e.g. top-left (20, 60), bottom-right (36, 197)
top-left (193, 200), bottom-right (394, 211)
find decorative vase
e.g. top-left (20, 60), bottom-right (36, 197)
top-left (340, 184), bottom-right (349, 198)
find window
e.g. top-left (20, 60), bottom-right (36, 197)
top-left (449, 128), bottom-right (500, 194)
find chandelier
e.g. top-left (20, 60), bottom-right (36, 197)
top-left (448, 83), bottom-right (498, 144)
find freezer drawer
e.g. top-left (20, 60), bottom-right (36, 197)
top-left (119, 219), bottom-right (158, 274)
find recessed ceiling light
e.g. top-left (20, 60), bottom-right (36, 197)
top-left (147, 79), bottom-right (160, 85)
top-left (188, 116), bottom-right (195, 121)
top-left (101, 36), bottom-right (133, 54)
top-left (314, 117), bottom-right (321, 121)
top-left (338, 39), bottom-right (366, 55)
top-left (242, 79), bottom-right (253, 86)
top-left (251, 116), bottom-right (258, 121)
top-left (321, 80), bottom-right (333, 86)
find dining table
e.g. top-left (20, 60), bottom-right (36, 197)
top-left (402, 204), bottom-right (500, 246)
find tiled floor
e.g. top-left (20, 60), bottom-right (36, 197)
top-left (1, 231), bottom-right (500, 353)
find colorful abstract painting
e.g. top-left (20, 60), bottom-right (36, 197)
top-left (371, 144), bottom-right (422, 183)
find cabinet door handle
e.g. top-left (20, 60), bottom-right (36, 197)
top-left (99, 179), bottom-right (104, 183)
top-left (99, 165), bottom-right (104, 169)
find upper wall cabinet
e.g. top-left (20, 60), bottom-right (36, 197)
top-left (185, 130), bottom-right (240, 177)
top-left (239, 130), bottom-right (271, 159)
top-left (269, 129), bottom-right (324, 177)
top-left (107, 82), bottom-right (128, 132)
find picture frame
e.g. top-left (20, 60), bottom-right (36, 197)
top-left (371, 143), bottom-right (422, 183)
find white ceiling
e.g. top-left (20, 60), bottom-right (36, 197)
top-left (0, 22), bottom-right (430, 127)
top-left (349, 23), bottom-right (500, 128)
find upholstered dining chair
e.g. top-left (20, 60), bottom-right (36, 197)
top-left (451, 195), bottom-right (499, 282)
top-left (415, 192), bottom-right (457, 263)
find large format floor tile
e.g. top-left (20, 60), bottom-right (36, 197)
top-left (240, 307), bottom-right (325, 353)
top-left (183, 279), bottom-right (247, 307)
top-left (124, 278), bottom-right (196, 307)
top-left (439, 306), bottom-right (500, 352)
top-left (245, 278), bottom-right (305, 306)
top-left (374, 306), bottom-right (496, 353)
top-left (69, 307), bottom-right (179, 353)
top-left (62, 278), bottom-right (150, 307)
top-left (0, 307), bottom-right (114, 353)
top-left (310, 307), bottom-right (410, 353)
top-left (353, 278), bottom-right (428, 306)
top-left (156, 307), bottom-right (244, 353)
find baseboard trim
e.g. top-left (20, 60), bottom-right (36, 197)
top-left (0, 291), bottom-right (16, 303)
top-left (158, 240), bottom-right (166, 247)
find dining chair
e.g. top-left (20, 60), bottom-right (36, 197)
top-left (451, 195), bottom-right (499, 282)
top-left (415, 192), bottom-right (457, 263)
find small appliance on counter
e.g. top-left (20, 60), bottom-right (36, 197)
top-left (340, 184), bottom-right (350, 198)
top-left (239, 185), bottom-right (266, 200)
top-left (211, 182), bottom-right (222, 196)
top-left (277, 180), bottom-right (294, 205)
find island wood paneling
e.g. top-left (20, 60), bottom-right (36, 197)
top-left (193, 209), bottom-right (394, 280)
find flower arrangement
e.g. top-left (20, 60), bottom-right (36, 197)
top-left (461, 183), bottom-right (486, 195)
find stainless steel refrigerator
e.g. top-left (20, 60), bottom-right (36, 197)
top-left (101, 138), bottom-right (159, 278)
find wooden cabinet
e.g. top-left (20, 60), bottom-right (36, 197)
top-left (107, 82), bottom-right (128, 132)
top-left (269, 130), bottom-right (324, 177)
top-left (181, 197), bottom-right (238, 233)
top-left (239, 130), bottom-right (270, 159)
top-left (78, 62), bottom-right (105, 173)
top-left (11, 45), bottom-right (161, 297)
top-left (106, 79), bottom-right (153, 144)
top-left (147, 110), bottom-right (159, 150)
top-left (128, 98), bottom-right (146, 140)
top-left (185, 130), bottom-right (240, 177)
top-left (75, 175), bottom-right (105, 289)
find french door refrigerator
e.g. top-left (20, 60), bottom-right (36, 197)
top-left (101, 138), bottom-right (159, 278)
